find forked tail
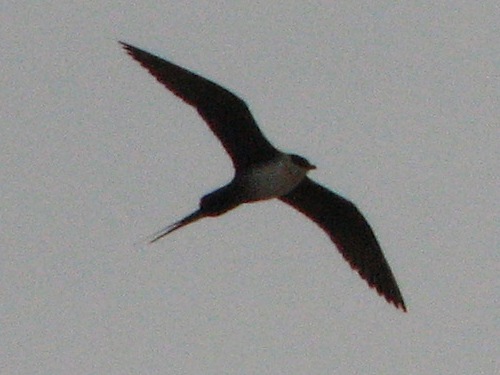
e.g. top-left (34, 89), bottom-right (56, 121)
top-left (149, 210), bottom-right (205, 243)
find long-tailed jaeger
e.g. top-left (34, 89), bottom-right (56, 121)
top-left (121, 42), bottom-right (406, 312)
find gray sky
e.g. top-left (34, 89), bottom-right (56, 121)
top-left (2, 1), bottom-right (498, 374)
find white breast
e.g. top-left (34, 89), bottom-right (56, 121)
top-left (238, 154), bottom-right (308, 201)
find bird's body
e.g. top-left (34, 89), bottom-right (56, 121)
top-left (121, 42), bottom-right (407, 312)
top-left (236, 154), bottom-right (313, 201)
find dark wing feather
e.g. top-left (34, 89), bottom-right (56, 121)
top-left (280, 177), bottom-right (406, 311)
top-left (120, 42), bottom-right (279, 170)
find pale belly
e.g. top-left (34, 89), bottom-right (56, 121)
top-left (237, 155), bottom-right (308, 201)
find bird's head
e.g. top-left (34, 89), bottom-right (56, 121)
top-left (289, 154), bottom-right (316, 171)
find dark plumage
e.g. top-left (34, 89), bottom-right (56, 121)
top-left (121, 42), bottom-right (406, 312)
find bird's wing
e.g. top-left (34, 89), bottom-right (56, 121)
top-left (121, 42), bottom-right (280, 171)
top-left (280, 177), bottom-right (406, 311)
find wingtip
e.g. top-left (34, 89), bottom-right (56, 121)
top-left (398, 295), bottom-right (407, 312)
top-left (365, 269), bottom-right (407, 312)
top-left (393, 299), bottom-right (408, 313)
top-left (119, 41), bottom-right (133, 52)
top-left (383, 290), bottom-right (407, 313)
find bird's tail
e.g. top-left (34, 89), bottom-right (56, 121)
top-left (148, 209), bottom-right (205, 244)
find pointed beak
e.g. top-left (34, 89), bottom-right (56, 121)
top-left (149, 209), bottom-right (206, 244)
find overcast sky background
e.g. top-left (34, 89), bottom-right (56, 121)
top-left (2, 1), bottom-right (498, 374)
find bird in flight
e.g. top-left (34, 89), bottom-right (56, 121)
top-left (121, 42), bottom-right (406, 312)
